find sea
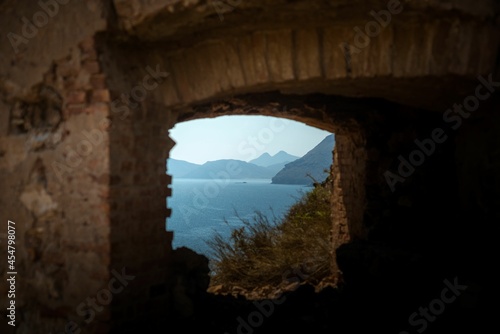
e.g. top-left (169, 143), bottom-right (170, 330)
top-left (166, 178), bottom-right (312, 258)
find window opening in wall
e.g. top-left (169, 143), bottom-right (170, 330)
top-left (166, 115), bottom-right (336, 298)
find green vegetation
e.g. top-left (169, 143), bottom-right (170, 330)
top-left (207, 175), bottom-right (333, 289)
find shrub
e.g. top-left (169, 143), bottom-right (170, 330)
top-left (207, 178), bottom-right (333, 289)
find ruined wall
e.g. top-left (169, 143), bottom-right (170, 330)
top-left (331, 132), bottom-right (367, 244)
top-left (106, 0), bottom-right (500, 112)
top-left (0, 9), bottom-right (111, 330)
top-left (97, 39), bottom-right (181, 331)
top-left (0, 0), bottom-right (499, 332)
top-left (0, 37), bottom-right (112, 332)
top-left (0, 0), bottom-right (107, 97)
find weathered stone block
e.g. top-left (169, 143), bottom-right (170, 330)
top-left (322, 26), bottom-right (350, 79)
top-left (295, 29), bottom-right (322, 80)
top-left (66, 90), bottom-right (87, 104)
top-left (82, 60), bottom-right (101, 74)
top-left (266, 30), bottom-right (294, 83)
top-left (90, 74), bottom-right (107, 89)
top-left (237, 32), bottom-right (270, 86)
top-left (92, 89), bottom-right (111, 102)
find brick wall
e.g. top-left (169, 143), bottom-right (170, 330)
top-left (98, 39), bottom-right (181, 331)
top-left (0, 36), bottom-right (112, 333)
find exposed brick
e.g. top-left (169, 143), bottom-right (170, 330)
top-left (92, 102), bottom-right (111, 113)
top-left (82, 49), bottom-right (98, 61)
top-left (63, 77), bottom-right (78, 90)
top-left (92, 89), bottom-right (111, 102)
top-left (83, 60), bottom-right (100, 74)
top-left (90, 74), bottom-right (107, 89)
top-left (66, 104), bottom-right (86, 115)
top-left (66, 90), bottom-right (86, 104)
top-left (79, 37), bottom-right (95, 52)
top-left (57, 61), bottom-right (80, 77)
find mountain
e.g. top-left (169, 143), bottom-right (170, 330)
top-left (181, 159), bottom-right (277, 179)
top-left (249, 151), bottom-right (299, 167)
top-left (266, 162), bottom-right (291, 174)
top-left (167, 159), bottom-right (201, 178)
top-left (271, 134), bottom-right (335, 185)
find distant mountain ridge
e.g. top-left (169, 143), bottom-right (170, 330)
top-left (249, 151), bottom-right (299, 167)
top-left (167, 159), bottom-right (201, 178)
top-left (167, 151), bottom-right (300, 180)
top-left (180, 160), bottom-right (276, 179)
top-left (167, 138), bottom-right (335, 184)
top-left (271, 135), bottom-right (335, 185)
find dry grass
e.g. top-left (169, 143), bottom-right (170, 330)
top-left (207, 178), bottom-right (333, 289)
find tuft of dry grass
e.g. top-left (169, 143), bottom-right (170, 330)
top-left (207, 177), bottom-right (333, 290)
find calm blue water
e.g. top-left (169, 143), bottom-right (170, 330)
top-left (166, 178), bottom-right (312, 258)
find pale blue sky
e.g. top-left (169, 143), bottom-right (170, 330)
top-left (168, 115), bottom-right (333, 164)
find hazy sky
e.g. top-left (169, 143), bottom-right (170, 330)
top-left (169, 115), bottom-right (333, 164)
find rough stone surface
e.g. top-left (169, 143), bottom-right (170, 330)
top-left (0, 0), bottom-right (499, 333)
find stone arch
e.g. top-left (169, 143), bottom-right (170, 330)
top-left (94, 5), bottom-right (500, 326)
top-left (164, 92), bottom-right (369, 271)
top-left (103, 2), bottom-right (500, 112)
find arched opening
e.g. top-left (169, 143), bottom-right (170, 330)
top-left (100, 26), bottom-right (487, 329)
top-left (165, 114), bottom-right (335, 296)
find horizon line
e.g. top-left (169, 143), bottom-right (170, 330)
top-left (167, 150), bottom-right (300, 165)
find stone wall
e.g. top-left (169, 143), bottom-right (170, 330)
top-left (0, 37), bottom-right (112, 332)
top-left (105, 0), bottom-right (500, 112)
top-left (0, 0), bottom-right (107, 97)
top-left (0, 0), bottom-right (499, 332)
top-left (331, 132), bottom-right (367, 243)
top-left (329, 131), bottom-right (365, 278)
top-left (92, 38), bottom-right (181, 331)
